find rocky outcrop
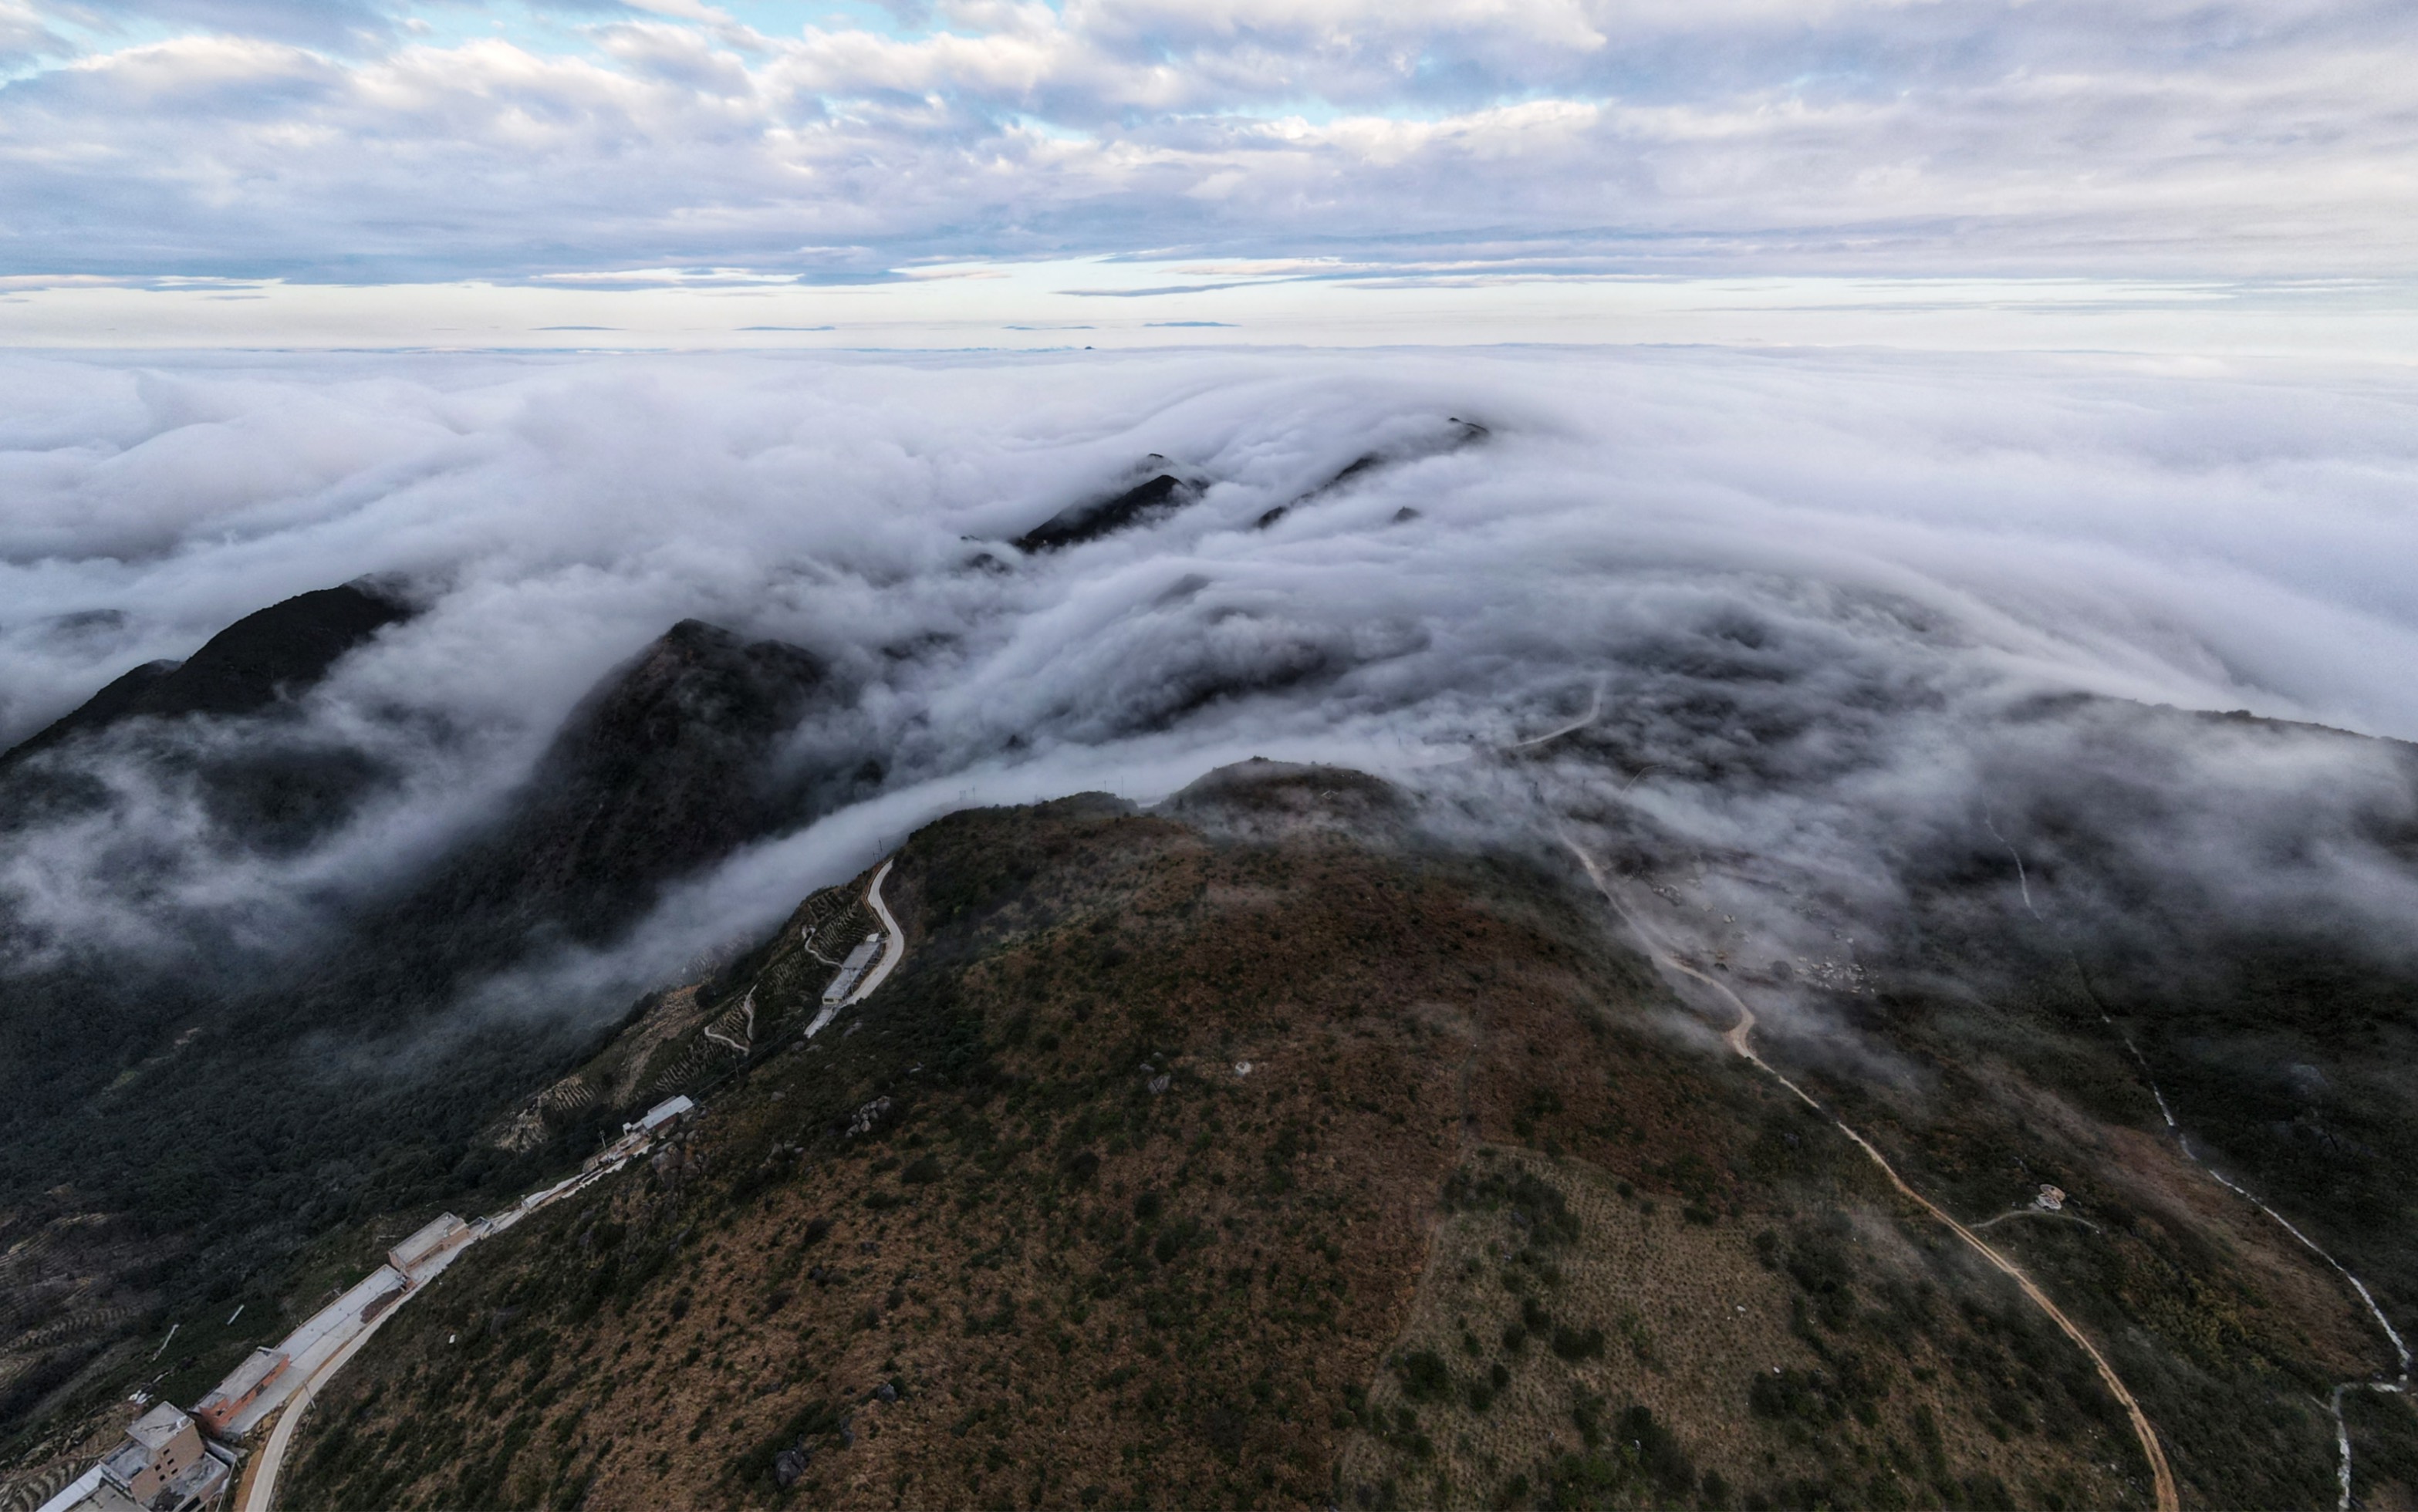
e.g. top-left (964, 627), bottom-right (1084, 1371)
top-left (1014, 467), bottom-right (1197, 552)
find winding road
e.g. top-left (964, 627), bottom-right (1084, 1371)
top-left (1995, 831), bottom-right (2412, 1507)
top-left (802, 857), bottom-right (901, 1040)
top-left (228, 857), bottom-right (910, 1512)
top-left (1511, 682), bottom-right (1603, 750)
top-left (846, 859), bottom-right (903, 1005)
top-left (1564, 839), bottom-right (2183, 1512)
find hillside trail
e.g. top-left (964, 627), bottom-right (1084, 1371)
top-left (1984, 827), bottom-right (2412, 1510)
top-left (1509, 682), bottom-right (1603, 751)
top-left (1562, 838), bottom-right (2183, 1512)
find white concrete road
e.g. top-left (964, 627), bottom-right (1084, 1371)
top-left (238, 1293), bottom-right (406, 1512)
top-left (238, 1188), bottom-right (584, 1508)
top-left (802, 856), bottom-right (903, 1039)
top-left (846, 859), bottom-right (903, 1006)
top-left (237, 859), bottom-right (908, 1510)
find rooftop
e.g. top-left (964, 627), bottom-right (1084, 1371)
top-left (98, 1441), bottom-right (148, 1488)
top-left (390, 1213), bottom-right (466, 1267)
top-left (198, 1347), bottom-right (286, 1405)
top-left (124, 1403), bottom-right (190, 1451)
top-left (637, 1095), bottom-right (694, 1131)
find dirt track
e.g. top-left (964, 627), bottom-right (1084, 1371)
top-left (1565, 839), bottom-right (2183, 1512)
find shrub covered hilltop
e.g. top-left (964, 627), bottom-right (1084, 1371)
top-left (268, 761), bottom-right (2411, 1512)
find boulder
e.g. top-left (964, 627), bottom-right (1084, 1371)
top-left (773, 1447), bottom-right (809, 1488)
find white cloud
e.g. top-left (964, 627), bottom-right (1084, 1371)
top-left (0, 0), bottom-right (2409, 281)
top-left (6, 345), bottom-right (2418, 1012)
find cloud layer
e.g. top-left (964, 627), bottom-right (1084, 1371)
top-left (5, 344), bottom-right (2417, 1019)
top-left (4, 0), bottom-right (2416, 280)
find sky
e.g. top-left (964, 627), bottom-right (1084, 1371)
top-left (3, 0), bottom-right (2416, 346)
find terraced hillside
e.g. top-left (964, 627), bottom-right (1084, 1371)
top-left (274, 762), bottom-right (2413, 1510)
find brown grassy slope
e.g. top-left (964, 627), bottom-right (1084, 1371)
top-left (1727, 899), bottom-right (2391, 1508)
top-left (282, 768), bottom-right (2161, 1511)
top-left (1336, 1136), bottom-right (2160, 1512)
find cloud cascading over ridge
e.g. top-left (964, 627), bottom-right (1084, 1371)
top-left (5, 345), bottom-right (2418, 1025)
top-left (3, 0), bottom-right (2416, 283)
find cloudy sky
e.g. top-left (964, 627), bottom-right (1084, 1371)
top-left (3, 0), bottom-right (2414, 343)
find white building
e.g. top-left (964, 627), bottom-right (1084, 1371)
top-left (820, 934), bottom-right (883, 1004)
top-left (624, 1095), bottom-right (694, 1135)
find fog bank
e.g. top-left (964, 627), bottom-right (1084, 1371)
top-left (5, 344), bottom-right (2416, 1021)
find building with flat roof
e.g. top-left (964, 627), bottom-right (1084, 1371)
top-left (387, 1213), bottom-right (467, 1274)
top-left (104, 1404), bottom-right (202, 1502)
top-left (191, 1347), bottom-right (288, 1437)
top-left (625, 1095), bottom-right (693, 1135)
top-left (195, 1261), bottom-right (417, 1443)
top-left (33, 1403), bottom-right (235, 1512)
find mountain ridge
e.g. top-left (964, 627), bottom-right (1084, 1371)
top-left (268, 761), bottom-right (2413, 1510)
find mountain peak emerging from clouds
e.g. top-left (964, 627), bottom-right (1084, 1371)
top-left (2, 579), bottom-right (410, 766)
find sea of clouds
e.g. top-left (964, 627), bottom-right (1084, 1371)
top-left (5, 344), bottom-right (2417, 1017)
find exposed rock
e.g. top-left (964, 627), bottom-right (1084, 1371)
top-left (1015, 471), bottom-right (1197, 553)
top-left (773, 1446), bottom-right (809, 1488)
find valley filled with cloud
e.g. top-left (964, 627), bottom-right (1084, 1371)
top-left (6, 344), bottom-right (2415, 1014)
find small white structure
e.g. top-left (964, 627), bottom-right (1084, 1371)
top-left (625, 1095), bottom-right (694, 1135)
top-left (821, 934), bottom-right (883, 1004)
top-left (2034, 1184), bottom-right (2067, 1212)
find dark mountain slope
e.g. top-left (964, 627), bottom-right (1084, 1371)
top-left (141, 616), bottom-right (839, 1203)
top-left (370, 618), bottom-right (831, 962)
top-left (0, 581), bottom-right (416, 852)
top-left (1, 581), bottom-right (410, 768)
top-left (1015, 469), bottom-right (1198, 553)
top-left (0, 616), bottom-right (850, 1446)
